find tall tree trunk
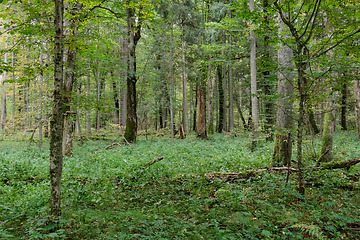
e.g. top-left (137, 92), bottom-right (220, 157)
top-left (1, 41), bottom-right (7, 130)
top-left (124, 4), bottom-right (141, 142)
top-left (193, 83), bottom-right (197, 131)
top-left (50, 0), bottom-right (64, 219)
top-left (250, 0), bottom-right (258, 150)
top-left (272, 13), bottom-right (294, 167)
top-left (63, 5), bottom-right (78, 156)
top-left (262, 0), bottom-right (274, 141)
top-left (217, 65), bottom-right (224, 133)
top-left (96, 60), bottom-right (101, 134)
top-left (122, 38), bottom-right (127, 127)
top-left (207, 64), bottom-right (215, 134)
top-left (182, 41), bottom-right (189, 134)
top-left (222, 63), bottom-right (227, 132)
top-left (87, 63), bottom-right (91, 134)
top-left (340, 83), bottom-right (347, 130)
top-left (197, 83), bottom-right (207, 139)
top-left (169, 10), bottom-right (174, 143)
top-left (228, 64), bottom-right (234, 134)
top-left (112, 75), bottom-right (120, 124)
top-left (354, 79), bottom-right (360, 140)
top-left (76, 86), bottom-right (82, 135)
top-left (39, 49), bottom-right (43, 149)
top-left (12, 39), bottom-right (15, 129)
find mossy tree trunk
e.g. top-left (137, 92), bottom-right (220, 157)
top-left (318, 99), bottom-right (336, 163)
top-left (124, 3), bottom-right (142, 142)
top-left (50, 0), bottom-right (64, 219)
top-left (272, 13), bottom-right (294, 167)
top-left (353, 79), bottom-right (360, 140)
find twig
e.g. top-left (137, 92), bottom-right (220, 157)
top-left (144, 157), bottom-right (164, 167)
top-left (105, 142), bottom-right (122, 149)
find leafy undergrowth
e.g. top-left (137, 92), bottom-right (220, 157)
top-left (0, 132), bottom-right (359, 239)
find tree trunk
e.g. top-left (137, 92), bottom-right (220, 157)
top-left (12, 39), bottom-right (15, 129)
top-left (196, 84), bottom-right (207, 139)
top-left (39, 49), bottom-right (43, 149)
top-left (124, 4), bottom-right (141, 142)
top-left (354, 80), bottom-right (360, 140)
top-left (319, 97), bottom-right (336, 163)
top-left (217, 65), bottom-right (224, 133)
top-left (272, 13), bottom-right (294, 167)
top-left (87, 63), bottom-right (91, 134)
top-left (76, 86), bottom-right (82, 135)
top-left (182, 41), bottom-right (189, 134)
top-left (96, 60), bottom-right (101, 134)
top-left (207, 64), bottom-right (216, 134)
top-left (228, 64), bottom-right (234, 134)
top-left (1, 41), bottom-right (8, 130)
top-left (62, 7), bottom-right (77, 156)
top-left (169, 12), bottom-right (174, 143)
top-left (122, 38), bottom-right (127, 127)
top-left (193, 83), bottom-right (197, 131)
top-left (250, 0), bottom-right (258, 149)
top-left (50, 0), bottom-right (64, 219)
top-left (222, 63), bottom-right (227, 132)
top-left (112, 75), bottom-right (120, 124)
top-left (340, 83), bottom-right (347, 130)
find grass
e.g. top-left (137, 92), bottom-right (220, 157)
top-left (0, 130), bottom-right (359, 239)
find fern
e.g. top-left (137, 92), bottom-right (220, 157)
top-left (291, 223), bottom-right (326, 240)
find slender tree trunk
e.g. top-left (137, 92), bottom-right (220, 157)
top-left (169, 10), bottom-right (174, 143)
top-left (50, 0), bottom-right (64, 219)
top-left (340, 83), bottom-right (347, 130)
top-left (39, 49), bottom-right (43, 149)
top-left (12, 39), bottom-right (15, 129)
top-left (197, 83), bottom-right (207, 139)
top-left (182, 41), bottom-right (189, 134)
top-left (87, 63), bottom-right (91, 134)
top-left (272, 14), bottom-right (294, 166)
top-left (250, 0), bottom-right (258, 150)
top-left (112, 75), bottom-right (120, 124)
top-left (96, 60), bottom-right (101, 134)
top-left (207, 64), bottom-right (215, 134)
top-left (193, 83), bottom-right (197, 131)
top-left (228, 64), bottom-right (234, 134)
top-left (217, 65), bottom-right (224, 133)
top-left (222, 63), bottom-right (227, 132)
top-left (354, 79), bottom-right (360, 140)
top-left (122, 38), bottom-right (127, 127)
top-left (76, 86), bottom-right (82, 135)
top-left (1, 41), bottom-right (8, 130)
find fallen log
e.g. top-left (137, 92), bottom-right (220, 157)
top-left (205, 159), bottom-right (360, 181)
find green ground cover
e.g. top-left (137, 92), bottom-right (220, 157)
top-left (0, 131), bottom-right (359, 239)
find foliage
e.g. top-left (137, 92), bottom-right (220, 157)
top-left (1, 132), bottom-right (359, 239)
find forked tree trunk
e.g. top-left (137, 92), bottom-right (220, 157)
top-left (50, 0), bottom-right (64, 219)
top-left (272, 14), bottom-right (294, 167)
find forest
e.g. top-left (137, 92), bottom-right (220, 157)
top-left (0, 0), bottom-right (360, 239)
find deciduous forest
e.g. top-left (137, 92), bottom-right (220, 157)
top-left (1, 0), bottom-right (360, 239)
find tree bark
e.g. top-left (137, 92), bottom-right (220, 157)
top-left (272, 14), bottom-right (294, 167)
top-left (217, 65), bottom-right (224, 133)
top-left (250, 0), bottom-right (258, 149)
top-left (50, 0), bottom-right (64, 219)
top-left (62, 5), bottom-right (78, 156)
top-left (354, 80), bottom-right (360, 140)
top-left (340, 83), bottom-right (347, 130)
top-left (12, 39), bottom-right (15, 129)
top-left (39, 49), bottom-right (43, 149)
top-left (1, 41), bottom-right (8, 130)
top-left (196, 84), bottom-right (207, 139)
top-left (124, 3), bottom-right (141, 142)
top-left (182, 41), bottom-right (189, 134)
top-left (96, 60), bottom-right (101, 134)
top-left (86, 63), bottom-right (91, 134)
top-left (207, 63), bottom-right (215, 134)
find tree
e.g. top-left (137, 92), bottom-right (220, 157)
top-left (50, 0), bottom-right (64, 219)
top-left (124, 0), bottom-right (143, 142)
top-left (272, 13), bottom-right (294, 167)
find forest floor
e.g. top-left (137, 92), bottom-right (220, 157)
top-left (0, 130), bottom-right (359, 239)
